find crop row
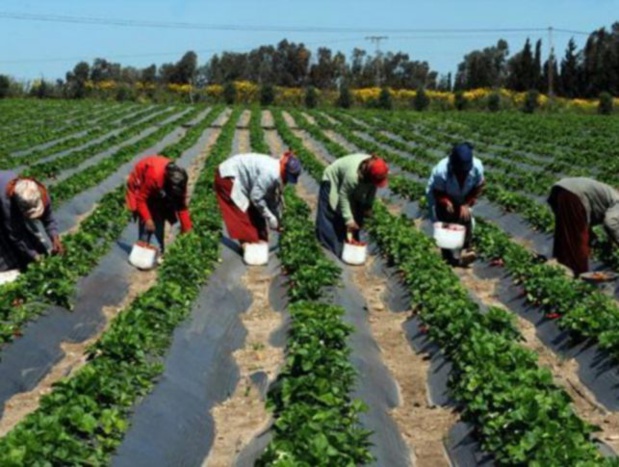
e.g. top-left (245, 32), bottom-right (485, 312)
top-left (0, 100), bottom-right (108, 145)
top-left (0, 106), bottom-right (224, 347)
top-left (314, 111), bottom-right (619, 268)
top-left (250, 108), bottom-right (372, 465)
top-left (377, 169), bottom-right (619, 402)
top-left (22, 105), bottom-right (177, 180)
top-left (0, 102), bottom-right (124, 156)
top-left (277, 112), bottom-right (611, 465)
top-left (8, 104), bottom-right (163, 170)
top-left (0, 107), bottom-right (238, 466)
top-left (367, 203), bottom-right (606, 465)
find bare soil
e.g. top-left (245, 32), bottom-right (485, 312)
top-left (261, 110), bottom-right (274, 127)
top-left (0, 123), bottom-right (225, 436)
top-left (351, 255), bottom-right (456, 467)
top-left (237, 109), bottom-right (251, 128)
top-left (454, 267), bottom-right (619, 452)
top-left (205, 266), bottom-right (284, 467)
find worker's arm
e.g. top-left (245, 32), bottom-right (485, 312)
top-left (337, 179), bottom-right (355, 224)
top-left (39, 197), bottom-right (59, 240)
top-left (465, 179), bottom-right (486, 207)
top-left (603, 208), bottom-right (619, 246)
top-left (175, 194), bottom-right (192, 233)
top-left (249, 178), bottom-right (279, 229)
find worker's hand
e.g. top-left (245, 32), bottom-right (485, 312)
top-left (346, 220), bottom-right (360, 232)
top-left (267, 216), bottom-right (279, 231)
top-left (144, 219), bottom-right (156, 233)
top-left (51, 236), bottom-right (65, 256)
top-left (460, 205), bottom-right (471, 222)
top-left (443, 200), bottom-right (455, 215)
top-left (33, 254), bottom-right (43, 263)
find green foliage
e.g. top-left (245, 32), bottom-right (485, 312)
top-left (0, 74), bottom-right (11, 98)
top-left (305, 85), bottom-right (318, 109)
top-left (412, 86), bottom-right (430, 111)
top-left (260, 83), bottom-right (275, 106)
top-left (336, 82), bottom-right (351, 109)
top-left (487, 92), bottom-right (501, 112)
top-left (223, 81), bottom-right (236, 104)
top-left (378, 87), bottom-right (393, 110)
top-left (0, 108), bottom-right (239, 465)
top-left (454, 90), bottom-right (468, 111)
top-left (522, 89), bottom-right (540, 114)
top-left (598, 92), bottom-right (614, 115)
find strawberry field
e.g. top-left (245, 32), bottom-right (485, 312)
top-left (1, 98), bottom-right (619, 466)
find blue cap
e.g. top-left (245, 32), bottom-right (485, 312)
top-left (285, 155), bottom-right (302, 184)
top-left (449, 143), bottom-right (474, 173)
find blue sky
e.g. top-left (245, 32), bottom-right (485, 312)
top-left (1, 0), bottom-right (617, 82)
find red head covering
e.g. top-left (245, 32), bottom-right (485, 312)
top-left (367, 157), bottom-right (389, 188)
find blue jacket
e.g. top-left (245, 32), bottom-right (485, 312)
top-left (425, 157), bottom-right (485, 221)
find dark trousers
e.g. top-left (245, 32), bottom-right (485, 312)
top-left (139, 217), bottom-right (165, 253)
top-left (316, 181), bottom-right (362, 257)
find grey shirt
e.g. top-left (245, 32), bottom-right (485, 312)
top-left (554, 177), bottom-right (619, 243)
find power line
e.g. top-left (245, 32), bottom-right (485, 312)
top-left (0, 38), bottom-right (363, 65)
top-left (0, 11), bottom-right (556, 34)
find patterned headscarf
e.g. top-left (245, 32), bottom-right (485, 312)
top-left (13, 179), bottom-right (45, 219)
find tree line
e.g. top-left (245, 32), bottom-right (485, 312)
top-left (1, 22), bottom-right (617, 100)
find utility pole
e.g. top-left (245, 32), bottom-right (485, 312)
top-left (548, 26), bottom-right (555, 97)
top-left (365, 35), bottom-right (388, 87)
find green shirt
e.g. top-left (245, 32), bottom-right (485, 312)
top-left (322, 154), bottom-right (376, 222)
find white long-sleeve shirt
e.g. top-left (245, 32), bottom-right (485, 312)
top-left (218, 153), bottom-right (282, 228)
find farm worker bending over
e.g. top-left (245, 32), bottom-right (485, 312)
top-left (125, 155), bottom-right (192, 253)
top-left (426, 142), bottom-right (485, 265)
top-left (548, 177), bottom-right (619, 276)
top-left (214, 152), bottom-right (302, 247)
top-left (0, 171), bottom-right (64, 272)
top-left (316, 154), bottom-right (389, 257)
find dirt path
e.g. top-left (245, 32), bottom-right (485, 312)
top-left (277, 120), bottom-right (453, 466)
top-left (205, 265), bottom-right (284, 467)
top-left (237, 109), bottom-right (251, 128)
top-left (0, 124), bottom-right (226, 437)
top-left (352, 256), bottom-right (456, 467)
top-left (261, 109), bottom-right (274, 127)
top-left (454, 267), bottom-right (619, 452)
top-left (206, 123), bottom-right (285, 465)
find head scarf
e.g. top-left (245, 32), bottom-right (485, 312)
top-left (449, 142), bottom-right (474, 174)
top-left (13, 179), bottom-right (45, 219)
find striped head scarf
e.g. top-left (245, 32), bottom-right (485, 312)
top-left (13, 179), bottom-right (45, 219)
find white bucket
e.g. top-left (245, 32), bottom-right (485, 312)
top-left (0, 269), bottom-right (20, 285)
top-left (342, 242), bottom-right (367, 265)
top-left (433, 222), bottom-right (466, 250)
top-left (243, 242), bottom-right (269, 266)
top-left (129, 242), bottom-right (159, 270)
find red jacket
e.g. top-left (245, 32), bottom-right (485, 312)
top-left (126, 155), bottom-right (192, 232)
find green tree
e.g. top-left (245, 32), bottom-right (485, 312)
top-left (522, 89), bottom-right (540, 113)
top-left (378, 87), bottom-right (393, 110)
top-left (560, 38), bottom-right (582, 98)
top-left (305, 85), bottom-right (318, 108)
top-left (598, 92), bottom-right (614, 115)
top-left (0, 75), bottom-right (9, 98)
top-left (413, 87), bottom-right (430, 111)
top-left (65, 61), bottom-right (90, 98)
top-left (260, 83), bottom-right (275, 106)
top-left (223, 81), bottom-right (236, 104)
top-left (337, 82), bottom-right (352, 108)
top-left (454, 40), bottom-right (509, 90)
top-left (454, 90), bottom-right (468, 110)
top-left (487, 92), bottom-right (501, 112)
